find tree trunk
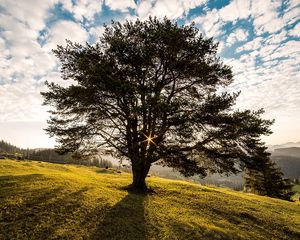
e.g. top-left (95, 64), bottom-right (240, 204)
top-left (131, 161), bottom-right (151, 192)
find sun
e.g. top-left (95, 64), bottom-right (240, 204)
top-left (142, 131), bottom-right (157, 147)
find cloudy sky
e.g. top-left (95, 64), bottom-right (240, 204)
top-left (0, 0), bottom-right (299, 148)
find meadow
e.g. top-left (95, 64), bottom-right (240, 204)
top-left (0, 159), bottom-right (299, 240)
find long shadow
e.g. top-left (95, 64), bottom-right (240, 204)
top-left (208, 206), bottom-right (300, 239)
top-left (89, 192), bottom-right (147, 240)
top-left (0, 174), bottom-right (89, 240)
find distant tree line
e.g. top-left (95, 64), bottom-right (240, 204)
top-left (0, 140), bottom-right (24, 159)
top-left (0, 140), bottom-right (112, 168)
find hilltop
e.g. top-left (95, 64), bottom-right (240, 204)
top-left (0, 159), bottom-right (300, 240)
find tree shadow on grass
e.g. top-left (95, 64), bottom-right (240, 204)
top-left (0, 174), bottom-right (44, 190)
top-left (89, 191), bottom-right (147, 240)
top-left (0, 174), bottom-right (89, 240)
top-left (208, 206), bottom-right (300, 240)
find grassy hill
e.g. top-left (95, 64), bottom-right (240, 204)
top-left (0, 159), bottom-right (300, 240)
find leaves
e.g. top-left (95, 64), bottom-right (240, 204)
top-left (42, 17), bottom-right (279, 189)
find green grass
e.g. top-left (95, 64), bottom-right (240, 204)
top-left (293, 184), bottom-right (300, 201)
top-left (1, 159), bottom-right (300, 240)
top-left (293, 184), bottom-right (300, 193)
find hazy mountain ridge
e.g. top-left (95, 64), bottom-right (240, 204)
top-left (149, 145), bottom-right (300, 188)
top-left (269, 146), bottom-right (300, 179)
top-left (272, 147), bottom-right (300, 158)
top-left (267, 142), bottom-right (300, 151)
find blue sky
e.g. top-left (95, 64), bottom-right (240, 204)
top-left (0, 0), bottom-right (299, 148)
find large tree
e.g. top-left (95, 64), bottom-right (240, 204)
top-left (42, 17), bottom-right (274, 191)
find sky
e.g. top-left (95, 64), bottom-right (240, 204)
top-left (0, 0), bottom-right (299, 148)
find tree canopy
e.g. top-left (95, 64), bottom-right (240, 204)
top-left (42, 17), bottom-right (279, 192)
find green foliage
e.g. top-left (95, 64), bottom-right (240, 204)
top-left (42, 17), bottom-right (274, 190)
top-left (0, 140), bottom-right (25, 159)
top-left (0, 139), bottom-right (71, 162)
top-left (0, 140), bottom-right (22, 154)
top-left (293, 184), bottom-right (300, 193)
top-left (28, 149), bottom-right (73, 163)
top-left (1, 159), bottom-right (300, 240)
top-left (244, 144), bottom-right (295, 200)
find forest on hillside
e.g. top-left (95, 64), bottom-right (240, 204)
top-left (0, 140), bottom-right (112, 168)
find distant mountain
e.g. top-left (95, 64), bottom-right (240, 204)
top-left (270, 147), bottom-right (300, 179)
top-left (267, 142), bottom-right (300, 151)
top-left (272, 156), bottom-right (300, 179)
top-left (272, 147), bottom-right (300, 158)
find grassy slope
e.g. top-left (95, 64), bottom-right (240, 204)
top-left (0, 160), bottom-right (299, 240)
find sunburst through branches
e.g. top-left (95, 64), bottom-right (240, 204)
top-left (142, 131), bottom-right (157, 147)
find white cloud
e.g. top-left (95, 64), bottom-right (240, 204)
top-left (225, 36), bottom-right (300, 128)
top-left (233, 71), bottom-right (300, 114)
top-left (191, 9), bottom-right (224, 38)
top-left (253, 15), bottom-right (285, 35)
top-left (258, 44), bottom-right (280, 60)
top-left (0, 0), bottom-right (57, 31)
top-left (216, 0), bottom-right (293, 35)
top-left (89, 26), bottom-right (106, 40)
top-left (282, 7), bottom-right (300, 26)
top-left (105, 0), bottom-right (136, 12)
top-left (226, 28), bottom-right (249, 45)
top-left (225, 56), bottom-right (300, 134)
top-left (136, 0), bottom-right (154, 19)
top-left (217, 41), bottom-right (225, 53)
top-left (286, 0), bottom-right (300, 10)
top-left (0, 58), bottom-right (13, 84)
top-left (61, 0), bottom-right (103, 21)
top-left (0, 1), bottom-right (89, 127)
top-left (251, 0), bottom-right (285, 35)
top-left (0, 12), bottom-right (57, 81)
top-left (236, 37), bottom-right (263, 52)
top-left (0, 69), bottom-right (69, 123)
top-left (137, 0), bottom-right (206, 19)
top-left (263, 40), bottom-right (300, 61)
top-left (149, 0), bottom-right (185, 19)
top-left (264, 30), bottom-right (287, 45)
top-left (0, 0), bottom-right (89, 125)
top-left (218, 0), bottom-right (251, 22)
top-left (0, 14), bottom-right (40, 58)
top-left (0, 38), bottom-right (11, 82)
top-left (192, 8), bottom-right (219, 28)
top-left (288, 23), bottom-right (300, 37)
top-left (0, 78), bottom-right (48, 122)
top-left (43, 20), bottom-right (89, 51)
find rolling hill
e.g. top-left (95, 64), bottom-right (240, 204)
top-left (271, 147), bottom-right (300, 179)
top-left (0, 159), bottom-right (299, 240)
top-left (272, 147), bottom-right (300, 158)
top-left (2, 139), bottom-right (300, 191)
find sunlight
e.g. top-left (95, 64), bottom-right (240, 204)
top-left (142, 131), bottom-right (157, 147)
